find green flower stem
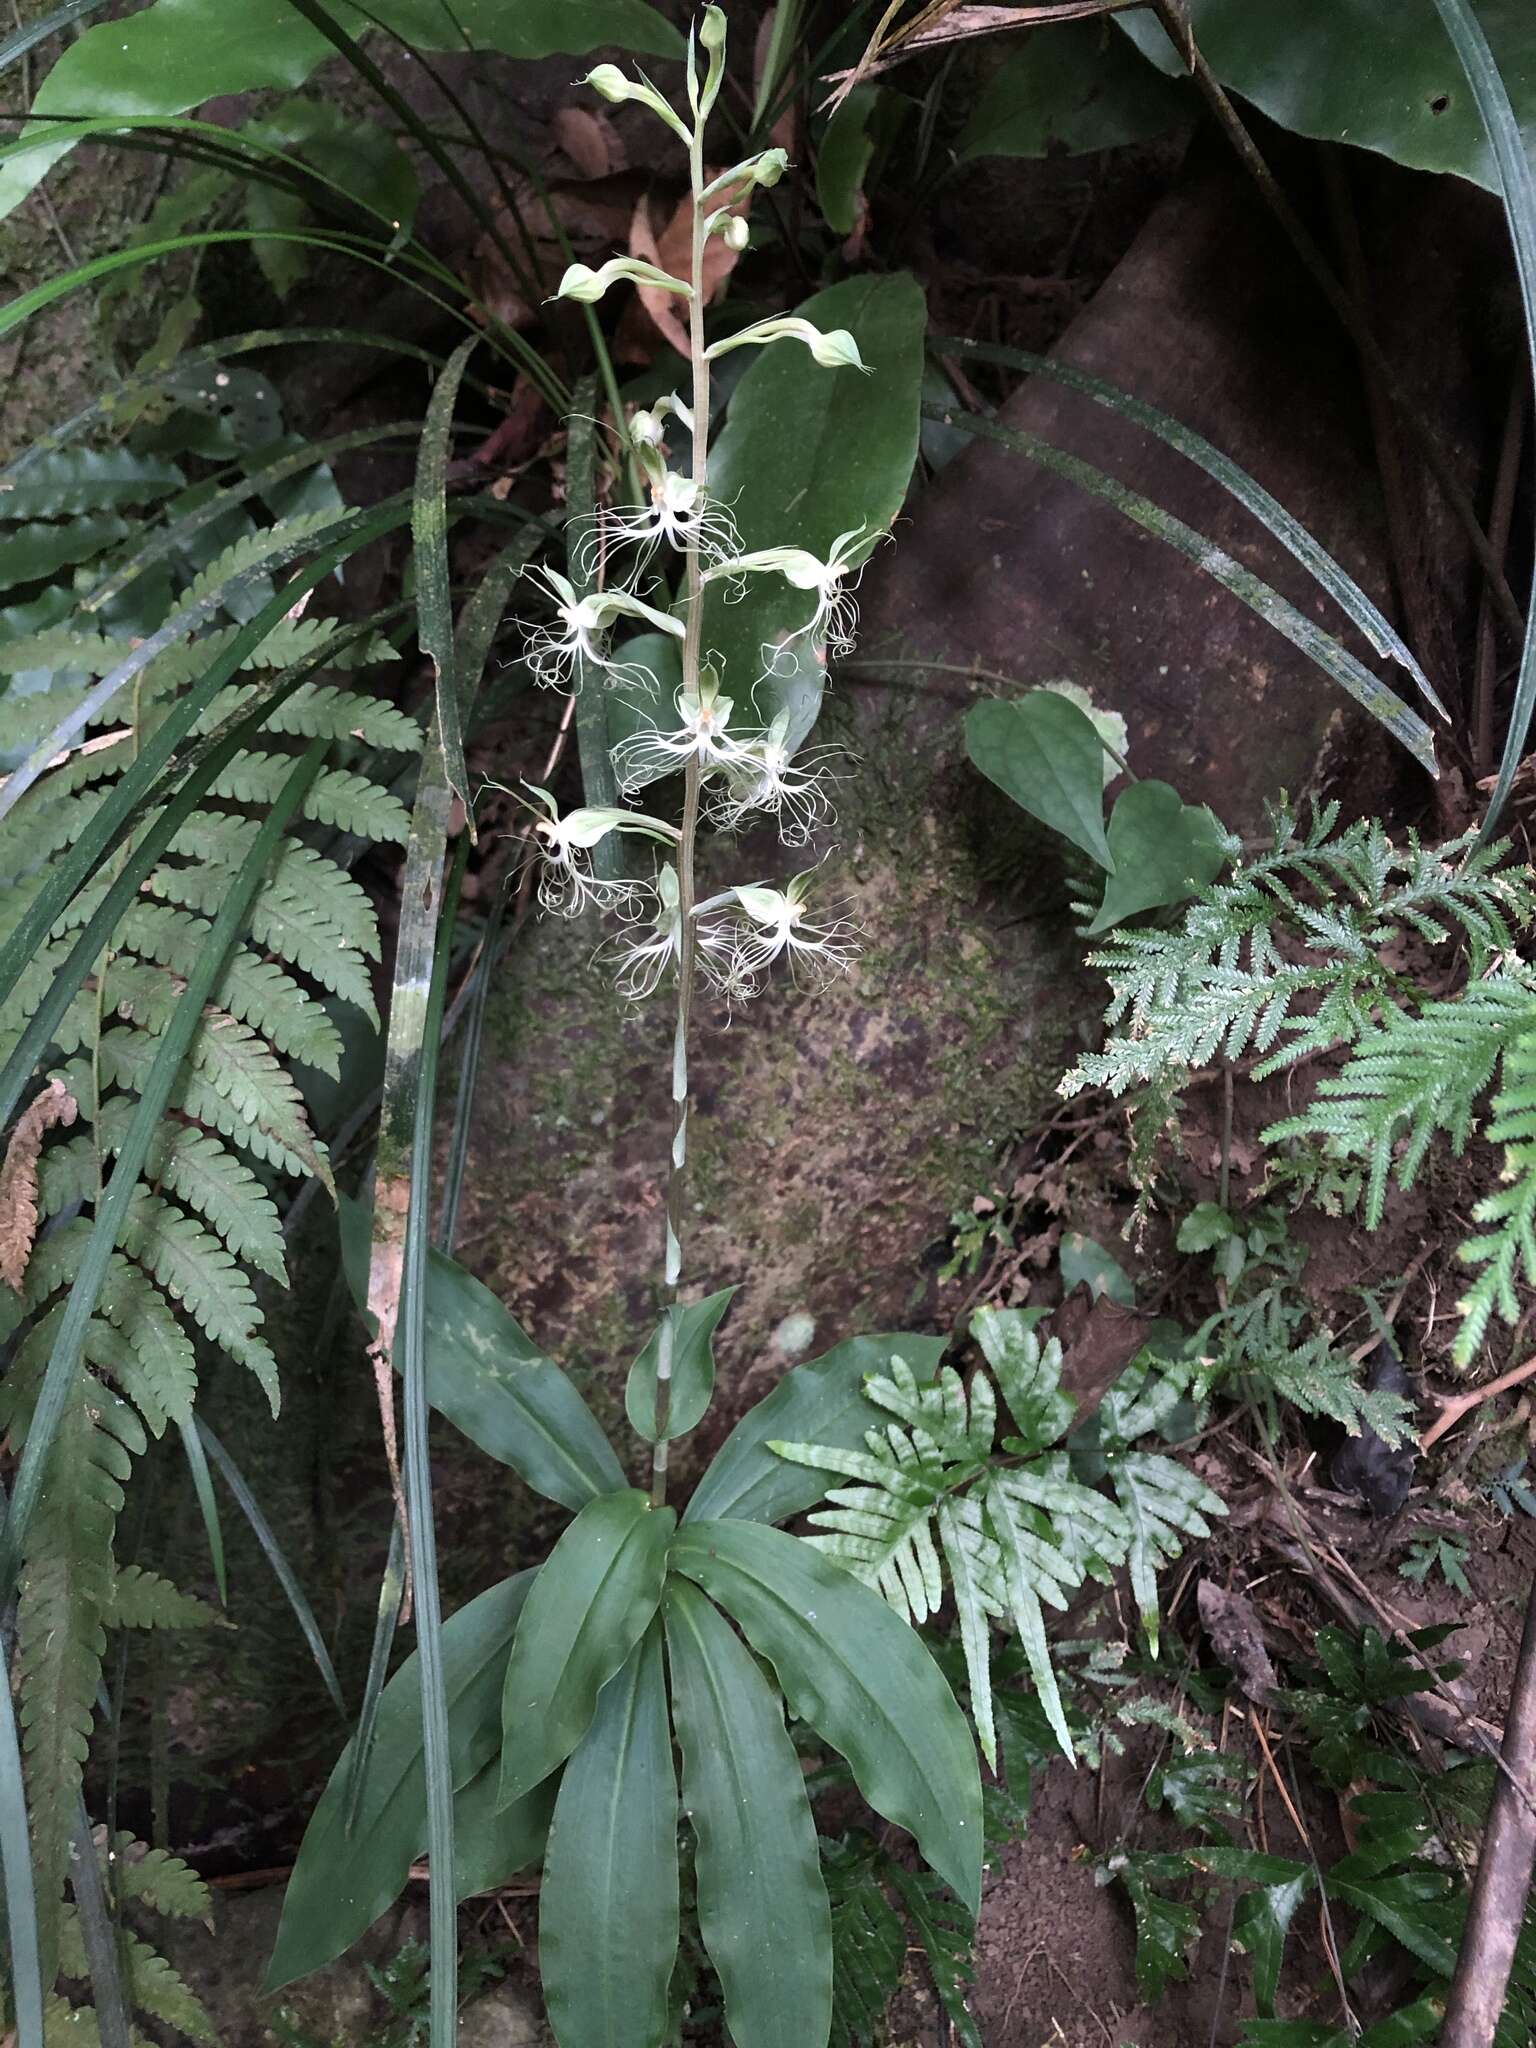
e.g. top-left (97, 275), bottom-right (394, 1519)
top-left (650, 109), bottom-right (712, 1508)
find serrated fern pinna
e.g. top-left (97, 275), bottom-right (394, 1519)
top-left (770, 1306), bottom-right (1225, 1771)
top-left (1269, 968), bottom-right (1536, 1366)
top-left (0, 429), bottom-right (417, 1984)
top-left (1059, 801), bottom-right (1533, 1155)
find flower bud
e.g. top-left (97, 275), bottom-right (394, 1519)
top-left (718, 214), bottom-right (749, 251)
top-left (700, 6), bottom-right (727, 53)
top-left (704, 315), bottom-right (868, 371)
top-left (555, 256), bottom-right (692, 304)
top-left (579, 65), bottom-right (693, 143)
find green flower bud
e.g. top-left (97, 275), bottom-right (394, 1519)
top-left (554, 256), bottom-right (692, 305)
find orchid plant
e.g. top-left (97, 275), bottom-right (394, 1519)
top-left (270, 19), bottom-right (982, 2048)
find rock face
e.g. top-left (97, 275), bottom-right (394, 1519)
top-left (453, 738), bottom-right (1089, 1473)
top-left (862, 145), bottom-right (1419, 833)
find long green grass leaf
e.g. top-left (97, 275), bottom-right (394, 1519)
top-left (0, 744), bottom-right (327, 1600)
top-left (931, 334), bottom-right (1441, 714)
top-left (0, 504), bottom-right (410, 1086)
top-left (399, 824), bottom-right (467, 2048)
top-left (68, 1798), bottom-right (131, 2048)
top-left (414, 337), bottom-right (478, 827)
top-left (175, 1415), bottom-right (227, 1608)
top-left (1430, 0), bottom-right (1536, 832)
top-left (0, 1628), bottom-right (44, 2048)
top-left (920, 402), bottom-right (1439, 774)
top-left (196, 1420), bottom-right (345, 1714)
top-left (0, 0), bottom-right (111, 70)
top-left (343, 1514), bottom-right (406, 1832)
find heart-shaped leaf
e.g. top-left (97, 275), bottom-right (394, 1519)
top-left (965, 692), bottom-right (1114, 870)
top-left (1085, 779), bottom-right (1229, 934)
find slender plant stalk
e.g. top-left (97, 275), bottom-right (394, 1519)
top-left (649, 117), bottom-right (713, 1507)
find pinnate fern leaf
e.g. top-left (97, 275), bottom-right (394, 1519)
top-left (108, 1565), bottom-right (221, 1631)
top-left (7, 1380), bottom-right (143, 1973)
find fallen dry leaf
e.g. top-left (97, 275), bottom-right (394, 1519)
top-left (553, 105), bottom-right (625, 181)
top-left (1050, 1283), bottom-right (1149, 1421)
top-left (617, 175), bottom-right (754, 361)
top-left (0, 1079), bottom-right (78, 1292)
top-left (1197, 1579), bottom-right (1279, 1706)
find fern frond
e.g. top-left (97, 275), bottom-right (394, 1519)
top-left (163, 819), bottom-right (381, 957)
top-left (771, 1316), bottom-right (1203, 1768)
top-left (180, 505), bottom-right (343, 609)
top-left (1061, 811), bottom-right (1535, 1120)
top-left (195, 678), bottom-right (421, 750)
top-left (107, 1565), bottom-right (221, 1631)
top-left (9, 1379), bottom-right (143, 1971)
top-left (1458, 1024), bottom-right (1536, 1366)
top-left (106, 1835), bottom-right (212, 1919)
top-left (205, 751), bottom-right (410, 840)
top-left (146, 866), bottom-right (378, 1019)
top-left (1267, 975), bottom-right (1536, 1227)
top-left (118, 1192), bottom-right (279, 1405)
top-left (115, 904), bottom-right (345, 1075)
top-left (57, 1908), bottom-right (216, 2045)
top-left (1103, 1452), bottom-right (1222, 1656)
top-left (98, 1017), bottom-right (332, 1188)
top-left (19, 1243), bottom-right (198, 1431)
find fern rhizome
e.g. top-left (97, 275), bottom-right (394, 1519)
top-left (0, 428), bottom-right (416, 1994)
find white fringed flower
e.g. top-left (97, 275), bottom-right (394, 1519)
top-left (611, 675), bottom-right (762, 795)
top-left (602, 470), bottom-right (739, 568)
top-left (707, 711), bottom-right (841, 844)
top-left (704, 870), bottom-right (860, 990)
top-left (705, 525), bottom-right (870, 665)
top-left (521, 565), bottom-right (683, 694)
top-left (521, 784), bottom-right (678, 918)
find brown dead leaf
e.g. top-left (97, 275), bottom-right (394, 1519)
top-left (1050, 1283), bottom-right (1149, 1421)
top-left (553, 105), bottom-right (625, 180)
top-left (618, 175), bottom-right (754, 362)
top-left (471, 173), bottom-right (640, 330)
top-left (1197, 1579), bottom-right (1278, 1705)
top-left (753, 8), bottom-right (799, 154)
top-left (0, 1079), bottom-right (78, 1292)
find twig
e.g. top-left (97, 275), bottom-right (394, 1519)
top-left (1245, 1710), bottom-right (1357, 2032)
top-left (1148, 0), bottom-right (1524, 647)
top-left (1440, 1565), bottom-right (1536, 2047)
top-left (1420, 1349), bottom-right (1536, 1450)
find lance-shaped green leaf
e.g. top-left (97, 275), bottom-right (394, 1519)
top-left (684, 1332), bottom-right (946, 1526)
top-left (705, 272), bottom-right (925, 751)
top-left (672, 1520), bottom-right (982, 1914)
top-left (266, 1571), bottom-right (550, 1989)
top-left (338, 1195), bottom-right (625, 1510)
top-left (539, 1624), bottom-right (677, 2048)
top-left (1226, 1863), bottom-right (1312, 2016)
top-left (664, 1579), bottom-right (833, 2048)
top-left (626, 1286), bottom-right (735, 1443)
top-left (498, 1490), bottom-right (673, 1808)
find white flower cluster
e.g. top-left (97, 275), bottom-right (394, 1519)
top-left (506, 11), bottom-right (870, 1008)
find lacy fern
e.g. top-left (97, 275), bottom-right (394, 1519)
top-left (770, 1307), bottom-right (1224, 1768)
top-left (1271, 970), bottom-right (1536, 1365)
top-left (50, 1835), bottom-right (217, 2043)
top-left (1060, 805), bottom-right (1534, 1161)
top-left (0, 481), bottom-right (417, 1964)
